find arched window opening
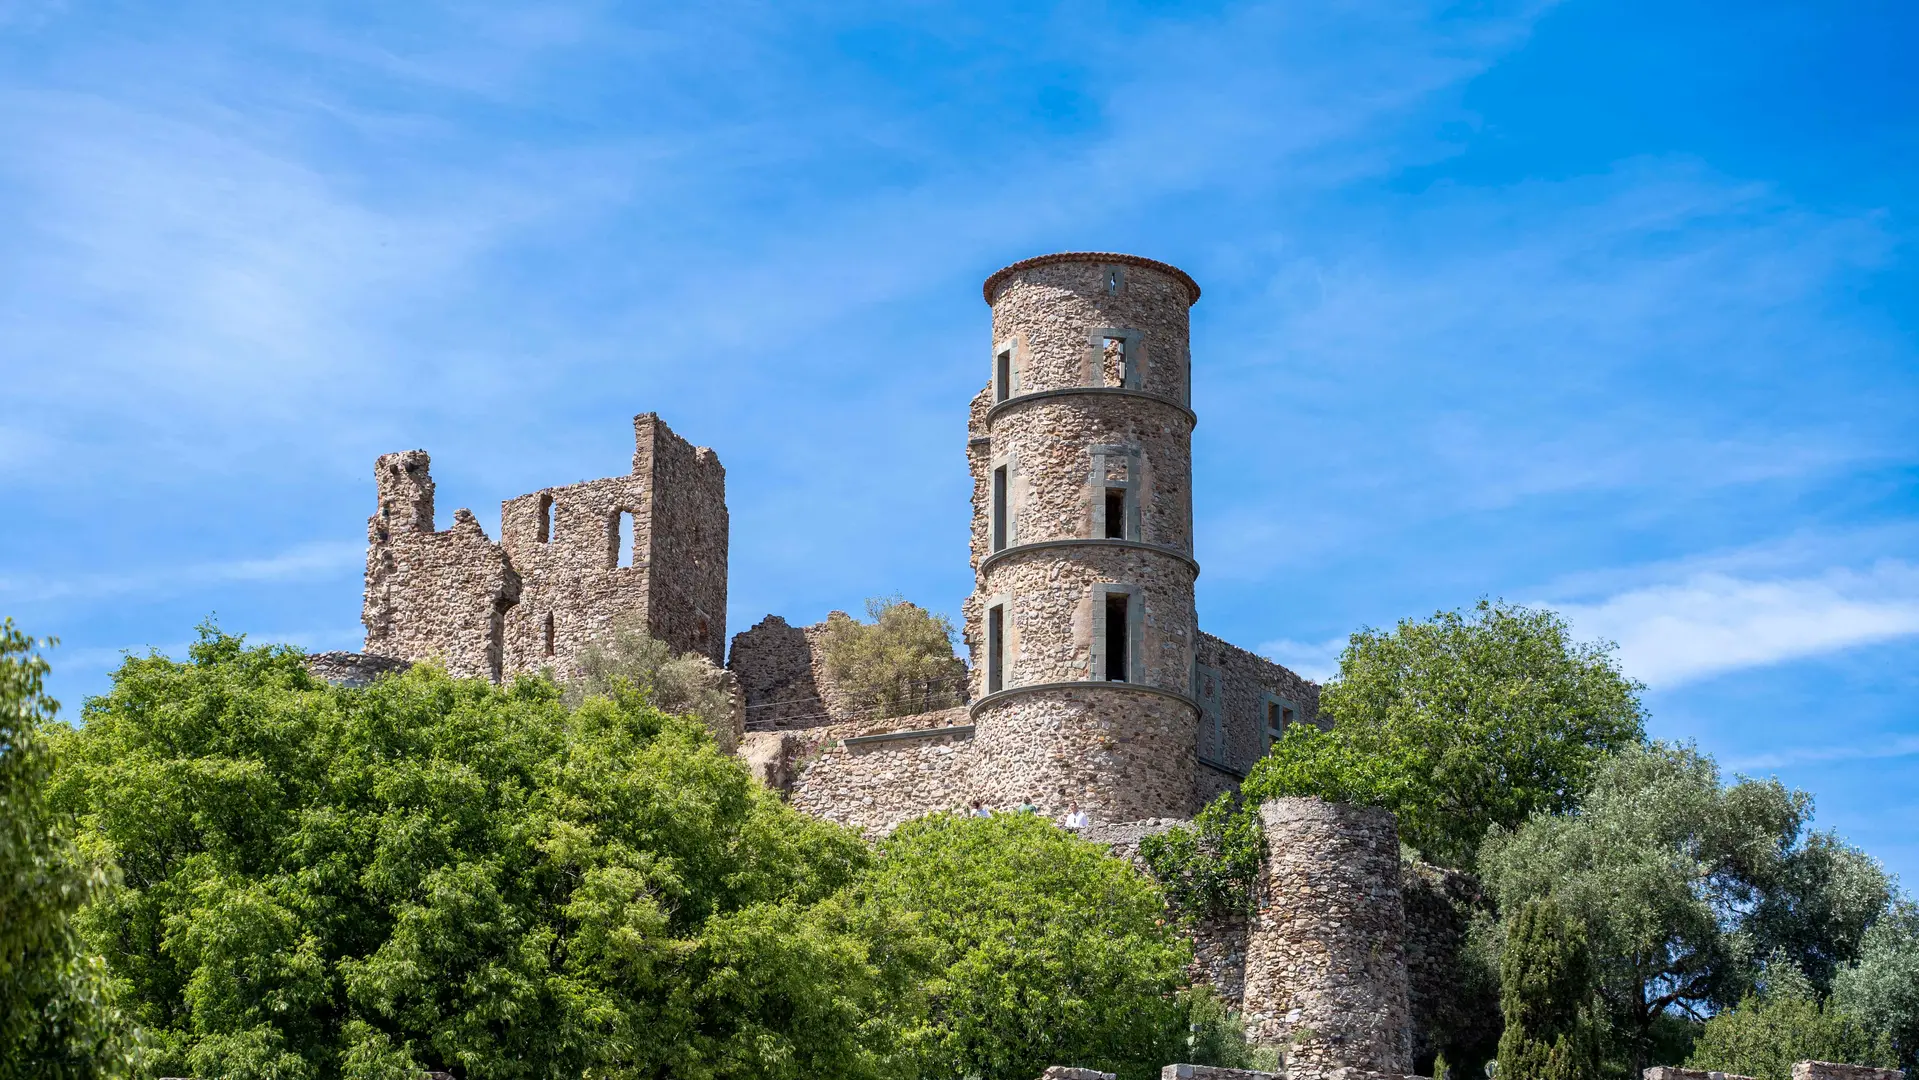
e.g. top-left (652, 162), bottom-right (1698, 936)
top-left (610, 510), bottom-right (636, 569)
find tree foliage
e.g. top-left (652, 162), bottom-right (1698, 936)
top-left (1833, 903), bottom-right (1919, 1070)
top-left (817, 597), bottom-right (968, 720)
top-left (1137, 793), bottom-right (1263, 920)
top-left (50, 628), bottom-right (897, 1080)
top-left (0, 619), bottom-right (135, 1080)
top-left (1478, 743), bottom-right (1891, 1075)
top-left (1242, 600), bottom-right (1645, 868)
top-left (1495, 897), bottom-right (1605, 1080)
top-left (565, 618), bottom-right (741, 753)
top-left (1687, 962), bottom-right (1895, 1080)
top-left (855, 812), bottom-right (1197, 1080)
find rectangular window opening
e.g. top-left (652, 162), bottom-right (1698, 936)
top-left (991, 466), bottom-right (1008, 552)
top-left (1102, 336), bottom-right (1126, 388)
top-left (1104, 593), bottom-right (1129, 682)
top-left (537, 493), bottom-right (554, 543)
top-left (1104, 488), bottom-right (1127, 539)
top-left (995, 351), bottom-right (1012, 403)
top-left (987, 605), bottom-right (1005, 694)
top-left (542, 612), bottom-right (555, 657)
top-left (611, 510), bottom-right (635, 569)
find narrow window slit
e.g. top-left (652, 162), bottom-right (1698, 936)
top-left (537, 493), bottom-right (555, 543)
top-left (1105, 593), bottom-right (1129, 682)
top-left (992, 466), bottom-right (1009, 552)
top-left (996, 350), bottom-right (1012, 403)
top-left (542, 613), bottom-right (555, 657)
top-left (1105, 488), bottom-right (1127, 539)
top-left (987, 604), bottom-right (1005, 693)
top-left (611, 510), bottom-right (636, 569)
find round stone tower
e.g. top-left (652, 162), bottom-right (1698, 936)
top-left (964, 253), bottom-right (1202, 820)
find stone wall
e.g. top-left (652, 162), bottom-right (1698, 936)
top-left (729, 614), bottom-right (832, 729)
top-left (1242, 798), bottom-right (1414, 1077)
top-left (1400, 862), bottom-right (1499, 1068)
top-left (783, 707), bottom-right (977, 833)
top-left (362, 451), bottom-right (521, 682)
top-left (304, 652), bottom-right (412, 688)
top-left (361, 414), bottom-right (725, 684)
top-left (1161, 1068), bottom-right (1278, 1080)
top-left (1195, 632), bottom-right (1323, 786)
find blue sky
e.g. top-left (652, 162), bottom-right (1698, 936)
top-left (3, 1), bottom-right (1915, 880)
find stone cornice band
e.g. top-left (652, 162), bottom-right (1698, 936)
top-left (977, 538), bottom-right (1200, 577)
top-left (841, 724), bottom-right (976, 748)
top-left (967, 680), bottom-right (1202, 722)
top-left (983, 252), bottom-right (1201, 307)
top-left (985, 386), bottom-right (1198, 429)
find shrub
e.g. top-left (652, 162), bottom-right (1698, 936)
top-left (855, 812), bottom-right (1194, 1080)
top-left (817, 597), bottom-right (967, 720)
top-left (1688, 962), bottom-right (1894, 1080)
top-left (565, 618), bottom-right (740, 752)
top-left (1138, 794), bottom-right (1263, 920)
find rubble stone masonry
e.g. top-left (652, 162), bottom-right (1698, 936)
top-left (361, 413), bottom-right (726, 681)
top-left (1242, 798), bottom-right (1414, 1077)
top-left (966, 253), bottom-right (1204, 822)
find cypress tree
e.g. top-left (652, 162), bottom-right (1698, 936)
top-left (1497, 897), bottom-right (1604, 1080)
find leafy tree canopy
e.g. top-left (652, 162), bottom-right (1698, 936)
top-left (1478, 743), bottom-right (1892, 1074)
top-left (1833, 903), bottom-right (1919, 1070)
top-left (818, 597), bottom-right (968, 720)
top-left (1242, 600), bottom-right (1645, 868)
top-left (854, 812), bottom-right (1197, 1080)
top-left (1687, 961), bottom-right (1895, 1080)
top-left (50, 627), bottom-right (896, 1080)
top-left (1, 620), bottom-right (135, 1080)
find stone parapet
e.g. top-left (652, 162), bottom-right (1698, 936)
top-left (1040, 1068), bottom-right (1118, 1080)
top-left (1162, 1067), bottom-right (1279, 1080)
top-left (1643, 1068), bottom-right (1758, 1080)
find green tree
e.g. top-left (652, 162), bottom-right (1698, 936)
top-left (1137, 793), bottom-right (1263, 920)
top-left (1495, 897), bottom-right (1605, 1080)
top-left (565, 617), bottom-right (741, 753)
top-left (1479, 743), bottom-right (1886, 1075)
top-left (817, 597), bottom-right (968, 720)
top-left (1833, 903), bottom-right (1919, 1069)
top-left (1687, 962), bottom-right (1894, 1080)
top-left (51, 627), bottom-right (901, 1080)
top-left (1242, 600), bottom-right (1645, 868)
top-left (854, 812), bottom-right (1195, 1080)
top-left (0, 620), bottom-right (136, 1080)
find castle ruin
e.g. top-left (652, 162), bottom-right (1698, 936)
top-left (332, 253), bottom-right (1433, 1075)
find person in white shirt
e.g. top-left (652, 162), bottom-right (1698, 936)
top-left (1062, 802), bottom-right (1089, 830)
top-left (970, 798), bottom-right (992, 818)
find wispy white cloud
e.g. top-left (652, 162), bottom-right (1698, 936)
top-left (1557, 561), bottom-right (1919, 688)
top-left (0, 540), bottom-right (363, 604)
top-left (1256, 635), bottom-right (1347, 683)
top-left (1727, 734), bottom-right (1919, 774)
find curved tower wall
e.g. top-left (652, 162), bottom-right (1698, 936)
top-left (964, 253), bottom-right (1202, 820)
top-left (1242, 797), bottom-right (1415, 1078)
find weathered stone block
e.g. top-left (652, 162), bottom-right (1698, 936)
top-left (1792, 1063), bottom-right (1905, 1080)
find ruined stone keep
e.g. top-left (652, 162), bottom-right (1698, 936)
top-left (360, 412), bottom-right (727, 682)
